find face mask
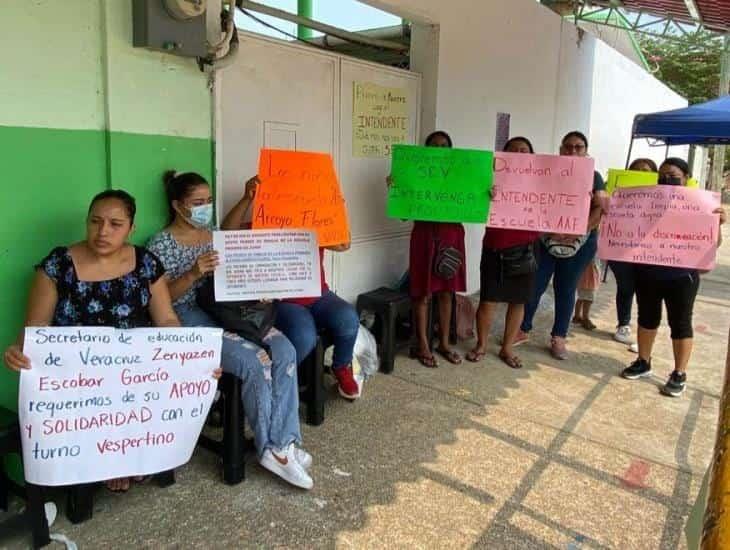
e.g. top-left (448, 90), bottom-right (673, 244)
top-left (658, 174), bottom-right (683, 186)
top-left (188, 203), bottom-right (213, 228)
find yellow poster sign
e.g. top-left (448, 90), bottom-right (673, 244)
top-left (606, 169), bottom-right (657, 195)
top-left (352, 81), bottom-right (409, 158)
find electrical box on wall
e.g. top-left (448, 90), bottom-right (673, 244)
top-left (133, 0), bottom-right (208, 58)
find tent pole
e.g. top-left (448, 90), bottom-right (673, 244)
top-left (665, 144), bottom-right (670, 159)
top-left (605, 136), bottom-right (637, 284)
top-left (624, 138), bottom-right (635, 169)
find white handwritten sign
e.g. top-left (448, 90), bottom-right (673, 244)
top-left (213, 229), bottom-right (321, 302)
top-left (19, 326), bottom-right (222, 486)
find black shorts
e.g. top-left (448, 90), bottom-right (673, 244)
top-left (479, 246), bottom-right (536, 304)
top-left (635, 271), bottom-right (699, 339)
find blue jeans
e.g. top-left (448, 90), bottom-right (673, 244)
top-left (176, 304), bottom-right (301, 457)
top-left (521, 235), bottom-right (598, 338)
top-left (608, 261), bottom-right (636, 327)
top-left (275, 290), bottom-right (359, 369)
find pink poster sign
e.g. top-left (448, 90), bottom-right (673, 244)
top-left (487, 152), bottom-right (595, 235)
top-left (598, 186), bottom-right (721, 270)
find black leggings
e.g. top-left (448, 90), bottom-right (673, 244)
top-left (635, 272), bottom-right (700, 340)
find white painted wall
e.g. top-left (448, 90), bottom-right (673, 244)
top-left (365, 0), bottom-right (601, 292)
top-left (588, 40), bottom-right (688, 177)
top-left (363, 0), bottom-right (694, 291)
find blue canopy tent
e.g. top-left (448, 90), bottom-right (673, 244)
top-left (626, 95), bottom-right (730, 164)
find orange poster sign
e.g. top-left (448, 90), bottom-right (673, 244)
top-left (253, 149), bottom-right (350, 247)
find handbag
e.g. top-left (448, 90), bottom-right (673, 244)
top-left (433, 245), bottom-right (464, 280)
top-left (541, 234), bottom-right (588, 259)
top-left (499, 243), bottom-right (537, 278)
top-left (196, 277), bottom-right (277, 356)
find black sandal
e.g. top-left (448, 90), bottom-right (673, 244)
top-left (435, 347), bottom-right (463, 365)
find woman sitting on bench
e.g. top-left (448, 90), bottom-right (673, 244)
top-left (3, 190), bottom-right (221, 492)
top-left (148, 171), bottom-right (314, 490)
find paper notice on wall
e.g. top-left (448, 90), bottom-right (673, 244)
top-left (213, 229), bottom-right (321, 302)
top-left (353, 81), bottom-right (410, 158)
top-left (494, 112), bottom-right (511, 152)
top-left (598, 186), bottom-right (721, 270)
top-left (487, 152), bottom-right (595, 235)
top-left (18, 326), bottom-right (222, 486)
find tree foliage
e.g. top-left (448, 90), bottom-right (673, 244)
top-left (639, 30), bottom-right (724, 105)
top-left (639, 31), bottom-right (728, 171)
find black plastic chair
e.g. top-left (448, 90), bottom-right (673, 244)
top-left (300, 331), bottom-right (329, 426)
top-left (198, 372), bottom-right (247, 485)
top-left (0, 407), bottom-right (50, 548)
top-left (66, 469), bottom-right (175, 524)
top-left (356, 287), bottom-right (412, 374)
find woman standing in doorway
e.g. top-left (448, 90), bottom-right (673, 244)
top-left (466, 136), bottom-right (539, 369)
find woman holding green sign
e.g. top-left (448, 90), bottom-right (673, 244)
top-left (402, 130), bottom-right (466, 368)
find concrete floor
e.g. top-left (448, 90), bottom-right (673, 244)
top-left (3, 231), bottom-right (729, 549)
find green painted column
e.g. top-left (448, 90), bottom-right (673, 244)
top-left (297, 0), bottom-right (313, 40)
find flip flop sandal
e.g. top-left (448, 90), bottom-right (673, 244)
top-left (499, 352), bottom-right (523, 369)
top-left (435, 347), bottom-right (463, 365)
top-left (466, 349), bottom-right (487, 363)
top-left (582, 319), bottom-right (597, 331)
top-left (572, 317), bottom-right (583, 325)
top-left (410, 347), bottom-right (439, 368)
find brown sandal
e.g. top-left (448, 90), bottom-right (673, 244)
top-left (410, 348), bottom-right (439, 368)
top-left (466, 349), bottom-right (487, 363)
top-left (498, 352), bottom-right (523, 369)
top-left (435, 347), bottom-right (463, 365)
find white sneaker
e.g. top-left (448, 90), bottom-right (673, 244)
top-left (614, 325), bottom-right (633, 345)
top-left (293, 447), bottom-right (312, 470)
top-left (260, 446), bottom-right (314, 490)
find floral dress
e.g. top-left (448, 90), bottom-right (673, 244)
top-left (38, 246), bottom-right (165, 328)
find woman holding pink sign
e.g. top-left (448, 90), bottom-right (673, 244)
top-left (516, 131), bottom-right (607, 360)
top-left (466, 136), bottom-right (539, 369)
top-left (621, 158), bottom-right (726, 397)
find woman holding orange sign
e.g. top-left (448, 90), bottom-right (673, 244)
top-left (222, 176), bottom-right (362, 401)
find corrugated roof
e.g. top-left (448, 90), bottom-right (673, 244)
top-left (621, 0), bottom-right (730, 31)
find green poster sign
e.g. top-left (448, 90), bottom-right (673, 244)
top-left (387, 145), bottom-right (493, 223)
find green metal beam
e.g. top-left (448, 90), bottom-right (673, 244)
top-left (297, 0), bottom-right (313, 40)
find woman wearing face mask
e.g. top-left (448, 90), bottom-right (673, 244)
top-left (147, 171), bottom-right (314, 490)
top-left (388, 130), bottom-right (466, 368)
top-left (516, 131), bottom-right (606, 360)
top-left (466, 137), bottom-right (539, 369)
top-left (621, 158), bottom-right (726, 397)
top-left (3, 190), bottom-right (221, 493)
top-left (609, 158), bottom-right (658, 351)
